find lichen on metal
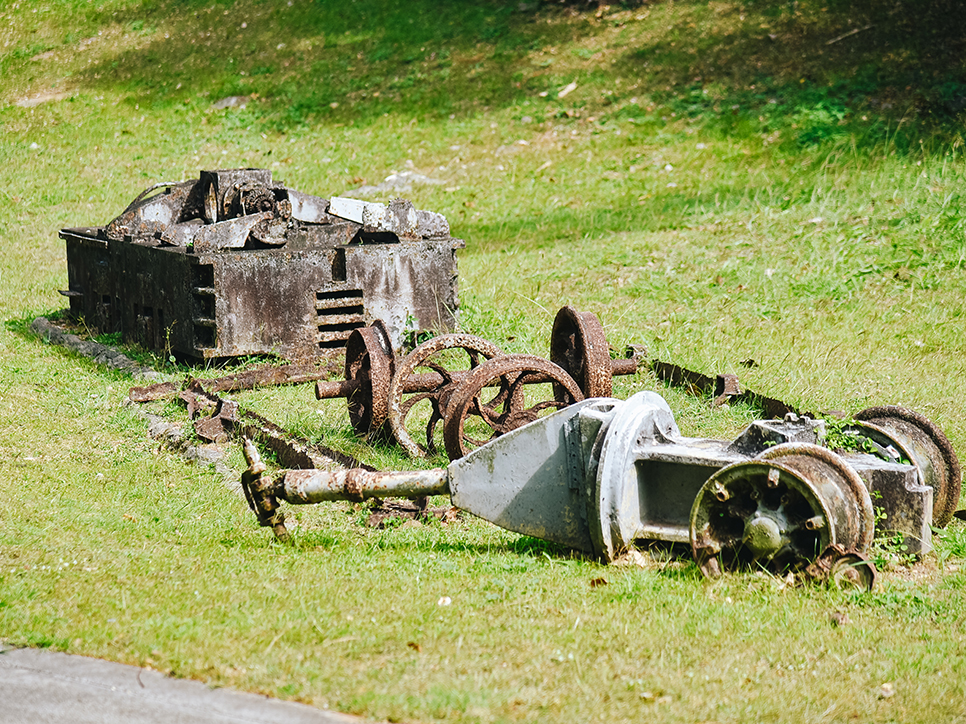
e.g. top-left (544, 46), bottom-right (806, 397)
top-left (59, 169), bottom-right (463, 360)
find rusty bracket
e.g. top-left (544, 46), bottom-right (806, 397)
top-left (804, 544), bottom-right (877, 590)
top-left (241, 438), bottom-right (291, 542)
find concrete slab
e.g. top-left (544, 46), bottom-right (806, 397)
top-left (0, 646), bottom-right (362, 724)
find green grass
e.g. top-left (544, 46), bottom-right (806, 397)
top-left (3, 0), bottom-right (966, 722)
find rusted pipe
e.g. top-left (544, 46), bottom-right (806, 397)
top-left (278, 467), bottom-right (448, 504)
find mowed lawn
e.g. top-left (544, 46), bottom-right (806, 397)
top-left (2, 1), bottom-right (966, 722)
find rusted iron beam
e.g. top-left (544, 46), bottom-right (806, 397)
top-left (651, 359), bottom-right (803, 419)
top-left (180, 381), bottom-right (373, 472)
top-left (129, 381), bottom-right (179, 402)
top-left (129, 358), bottom-right (341, 403)
top-left (316, 350), bottom-right (640, 402)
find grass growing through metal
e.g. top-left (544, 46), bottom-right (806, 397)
top-left (3, 0), bottom-right (966, 722)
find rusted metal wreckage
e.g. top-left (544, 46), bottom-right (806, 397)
top-left (314, 306), bottom-right (643, 460)
top-left (224, 315), bottom-right (958, 586)
top-left (124, 301), bottom-right (961, 587)
top-left (130, 305), bottom-right (646, 460)
top-left (60, 169), bottom-right (462, 360)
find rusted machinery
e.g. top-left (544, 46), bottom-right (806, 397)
top-left (241, 391), bottom-right (960, 585)
top-left (60, 169), bottom-right (462, 360)
top-left (314, 305), bottom-right (642, 460)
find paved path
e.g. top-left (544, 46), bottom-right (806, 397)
top-left (0, 646), bottom-right (361, 724)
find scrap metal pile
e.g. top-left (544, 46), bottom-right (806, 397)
top-left (60, 169), bottom-right (462, 360)
top-left (125, 306), bottom-right (961, 590)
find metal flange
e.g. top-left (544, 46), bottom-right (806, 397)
top-left (589, 391), bottom-right (682, 562)
top-left (690, 443), bottom-right (875, 578)
top-left (342, 320), bottom-right (394, 439)
top-left (853, 405), bottom-right (962, 528)
top-left (550, 305), bottom-right (613, 399)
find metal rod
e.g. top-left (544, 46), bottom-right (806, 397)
top-left (316, 358), bottom-right (641, 401)
top-left (278, 467), bottom-right (449, 504)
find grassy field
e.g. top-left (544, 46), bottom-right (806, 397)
top-left (3, 0), bottom-right (966, 721)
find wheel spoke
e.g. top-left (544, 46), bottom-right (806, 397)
top-left (442, 354), bottom-right (584, 461)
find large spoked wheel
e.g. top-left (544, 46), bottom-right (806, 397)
top-left (853, 405), bottom-right (962, 528)
top-left (442, 354), bottom-right (585, 461)
top-left (343, 321), bottom-right (395, 439)
top-left (388, 334), bottom-right (503, 458)
top-left (550, 305), bottom-right (613, 400)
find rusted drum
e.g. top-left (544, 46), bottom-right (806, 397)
top-left (550, 305), bottom-right (613, 400)
top-left (442, 354), bottom-right (584, 461)
top-left (341, 320), bottom-right (394, 439)
top-left (388, 334), bottom-right (504, 458)
top-left (690, 443), bottom-right (875, 579)
top-left (827, 550), bottom-right (877, 590)
top-left (853, 405), bottom-right (961, 528)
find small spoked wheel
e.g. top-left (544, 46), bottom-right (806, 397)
top-left (442, 354), bottom-right (584, 461)
top-left (388, 334), bottom-right (504, 458)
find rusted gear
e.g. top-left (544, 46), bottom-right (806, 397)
top-left (342, 320), bottom-right (395, 439)
top-left (388, 334), bottom-right (504, 458)
top-left (690, 443), bottom-right (874, 578)
top-left (443, 354), bottom-right (584, 461)
top-left (550, 305), bottom-right (613, 400)
top-left (854, 405), bottom-right (962, 528)
top-left (224, 181), bottom-right (278, 218)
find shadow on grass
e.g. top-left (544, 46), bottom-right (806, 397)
top-left (72, 0), bottom-right (566, 127)
top-left (610, 0), bottom-right (966, 150)
top-left (56, 0), bottom-right (965, 148)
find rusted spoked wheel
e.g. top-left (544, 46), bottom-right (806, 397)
top-left (690, 443), bottom-right (875, 579)
top-left (388, 334), bottom-right (504, 458)
top-left (550, 305), bottom-right (613, 400)
top-left (443, 354), bottom-right (585, 461)
top-left (853, 405), bottom-right (962, 528)
top-left (342, 321), bottom-right (394, 439)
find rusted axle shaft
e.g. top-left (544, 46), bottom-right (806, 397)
top-left (274, 467), bottom-right (448, 504)
top-left (241, 438), bottom-right (447, 541)
top-left (315, 357), bottom-right (638, 401)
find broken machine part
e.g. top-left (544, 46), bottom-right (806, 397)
top-left (60, 169), bottom-right (462, 360)
top-left (241, 391), bottom-right (960, 586)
